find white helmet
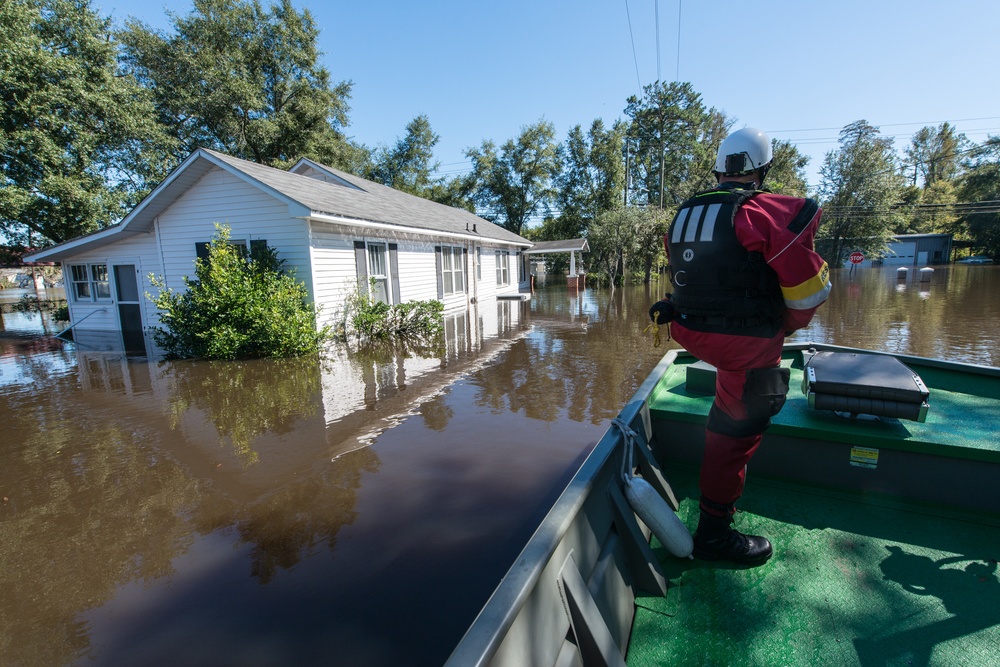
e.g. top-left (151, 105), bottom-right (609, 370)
top-left (715, 127), bottom-right (773, 176)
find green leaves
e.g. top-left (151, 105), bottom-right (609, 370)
top-left (465, 120), bottom-right (562, 235)
top-left (347, 283), bottom-right (443, 343)
top-left (118, 0), bottom-right (359, 170)
top-left (1, 0), bottom-right (173, 245)
top-left (623, 81), bottom-right (725, 208)
top-left (817, 120), bottom-right (907, 265)
top-left (149, 224), bottom-right (330, 359)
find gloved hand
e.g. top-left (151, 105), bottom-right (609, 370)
top-left (648, 298), bottom-right (675, 325)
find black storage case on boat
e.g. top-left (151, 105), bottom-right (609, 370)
top-left (802, 350), bottom-right (930, 422)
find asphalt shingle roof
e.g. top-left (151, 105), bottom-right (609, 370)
top-left (205, 149), bottom-right (529, 246)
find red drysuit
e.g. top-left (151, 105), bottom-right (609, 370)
top-left (665, 187), bottom-right (831, 515)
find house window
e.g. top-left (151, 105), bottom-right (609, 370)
top-left (367, 242), bottom-right (390, 304)
top-left (495, 251), bottom-right (510, 286)
top-left (195, 239), bottom-right (265, 262)
top-left (70, 263), bottom-right (111, 302)
top-left (441, 246), bottom-right (465, 296)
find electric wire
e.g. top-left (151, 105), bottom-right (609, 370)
top-left (624, 0), bottom-right (642, 90)
top-left (655, 0), bottom-right (661, 83)
top-left (675, 0), bottom-right (681, 82)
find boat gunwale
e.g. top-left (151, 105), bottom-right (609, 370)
top-left (445, 343), bottom-right (1000, 666)
top-left (443, 349), bottom-right (682, 667)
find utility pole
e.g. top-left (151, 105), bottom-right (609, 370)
top-left (624, 138), bottom-right (630, 206)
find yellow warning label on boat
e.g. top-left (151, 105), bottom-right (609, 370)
top-left (850, 446), bottom-right (879, 469)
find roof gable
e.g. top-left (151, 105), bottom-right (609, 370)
top-left (26, 149), bottom-right (531, 262)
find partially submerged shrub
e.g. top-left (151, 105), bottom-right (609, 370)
top-left (149, 224), bottom-right (331, 359)
top-left (348, 283), bottom-right (443, 342)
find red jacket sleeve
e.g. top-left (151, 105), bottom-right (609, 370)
top-left (734, 193), bottom-right (831, 333)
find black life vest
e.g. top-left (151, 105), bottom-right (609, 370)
top-left (666, 186), bottom-right (785, 337)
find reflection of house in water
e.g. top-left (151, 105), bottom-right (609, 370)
top-left (72, 298), bottom-right (527, 476)
top-left (319, 300), bottom-right (527, 451)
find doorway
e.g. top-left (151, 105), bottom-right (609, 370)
top-left (113, 264), bottom-right (147, 355)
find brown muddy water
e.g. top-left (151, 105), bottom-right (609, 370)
top-left (1, 266), bottom-right (998, 667)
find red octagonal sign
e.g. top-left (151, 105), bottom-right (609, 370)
top-left (849, 251), bottom-right (865, 264)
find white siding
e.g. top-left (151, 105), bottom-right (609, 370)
top-left (474, 245), bottom-right (521, 300)
top-left (61, 231), bottom-right (161, 346)
top-left (309, 225), bottom-right (361, 330)
top-left (308, 221), bottom-right (523, 325)
top-left (155, 167), bottom-right (312, 297)
top-left (396, 243), bottom-right (438, 302)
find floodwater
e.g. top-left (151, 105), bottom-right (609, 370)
top-left (1, 265), bottom-right (998, 666)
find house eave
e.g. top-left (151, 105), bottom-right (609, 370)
top-left (23, 227), bottom-right (147, 263)
top-left (307, 212), bottom-right (531, 248)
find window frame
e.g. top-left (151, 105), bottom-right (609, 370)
top-left (495, 250), bottom-right (510, 286)
top-left (69, 263), bottom-right (112, 302)
top-left (440, 245), bottom-right (465, 296)
top-left (366, 241), bottom-right (391, 304)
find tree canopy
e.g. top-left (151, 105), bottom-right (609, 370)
top-left (623, 82), bottom-right (728, 208)
top-left (957, 137), bottom-right (1000, 258)
top-left (816, 120), bottom-right (906, 266)
top-left (118, 0), bottom-right (362, 170)
top-left (465, 120), bottom-right (562, 236)
top-left (0, 0), bottom-right (172, 245)
top-left (367, 114), bottom-right (442, 198)
top-left (555, 119), bottom-right (627, 238)
top-left (6, 0), bottom-right (998, 270)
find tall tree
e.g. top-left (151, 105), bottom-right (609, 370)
top-left (588, 205), bottom-right (666, 286)
top-left (905, 122), bottom-right (968, 189)
top-left (555, 119), bottom-right (626, 238)
top-left (623, 82), bottom-right (730, 208)
top-left (815, 120), bottom-right (906, 266)
top-left (767, 139), bottom-right (810, 197)
top-left (957, 137), bottom-right (1000, 258)
top-left (897, 123), bottom-right (968, 235)
top-left (119, 0), bottom-right (363, 170)
top-left (0, 0), bottom-right (172, 245)
top-left (465, 120), bottom-right (561, 235)
top-left (367, 115), bottom-right (442, 197)
top-left (588, 206), bottom-right (640, 287)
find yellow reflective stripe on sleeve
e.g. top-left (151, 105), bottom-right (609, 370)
top-left (782, 262), bottom-right (832, 310)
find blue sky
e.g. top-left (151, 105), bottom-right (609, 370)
top-left (99, 0), bottom-right (1000, 194)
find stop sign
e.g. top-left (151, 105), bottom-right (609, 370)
top-left (849, 251), bottom-right (865, 264)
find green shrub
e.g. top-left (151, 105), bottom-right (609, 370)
top-left (348, 283), bottom-right (443, 342)
top-left (149, 224), bottom-right (331, 359)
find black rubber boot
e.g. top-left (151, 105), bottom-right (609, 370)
top-left (693, 509), bottom-right (773, 566)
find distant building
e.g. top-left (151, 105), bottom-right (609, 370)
top-left (843, 234), bottom-right (953, 268)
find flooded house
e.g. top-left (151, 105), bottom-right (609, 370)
top-left (25, 149), bottom-right (533, 356)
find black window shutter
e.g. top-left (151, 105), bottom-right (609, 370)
top-left (388, 243), bottom-right (401, 305)
top-left (354, 240), bottom-right (368, 295)
top-left (195, 242), bottom-right (211, 261)
top-left (434, 246), bottom-right (443, 299)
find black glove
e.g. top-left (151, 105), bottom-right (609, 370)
top-left (648, 298), bottom-right (675, 325)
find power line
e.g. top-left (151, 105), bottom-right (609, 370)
top-left (823, 200), bottom-right (1000, 218)
top-left (675, 0), bottom-right (682, 82)
top-left (769, 117), bottom-right (1000, 134)
top-left (623, 0), bottom-right (642, 90)
top-left (654, 0), bottom-right (661, 83)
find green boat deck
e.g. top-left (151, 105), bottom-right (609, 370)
top-left (630, 350), bottom-right (1000, 666)
top-left (627, 466), bottom-right (1000, 667)
top-left (647, 352), bottom-right (1000, 464)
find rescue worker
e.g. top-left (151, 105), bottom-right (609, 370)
top-left (649, 127), bottom-right (831, 566)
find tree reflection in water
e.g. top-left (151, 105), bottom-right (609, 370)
top-left (4, 270), bottom-right (1000, 666)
